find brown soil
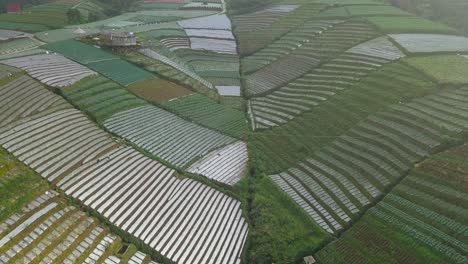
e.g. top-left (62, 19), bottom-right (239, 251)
top-left (128, 77), bottom-right (193, 103)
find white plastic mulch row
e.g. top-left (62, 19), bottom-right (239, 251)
top-left (57, 146), bottom-right (248, 264)
top-left (0, 29), bottom-right (32, 41)
top-left (347, 36), bottom-right (406, 60)
top-left (232, 4), bottom-right (299, 32)
top-left (216, 86), bottom-right (241, 96)
top-left (389, 34), bottom-right (468, 53)
top-left (190, 37), bottom-right (237, 54)
top-left (0, 75), bottom-right (249, 264)
top-left (178, 14), bottom-right (232, 30)
top-left (184, 29), bottom-right (235, 40)
top-left (1, 54), bottom-right (97, 88)
top-left (261, 4), bottom-right (299, 13)
top-left (160, 38), bottom-right (190, 51)
top-left (188, 141), bottom-right (248, 185)
top-left (103, 105), bottom-right (237, 168)
top-left (139, 48), bottom-right (214, 89)
top-left (0, 75), bottom-right (71, 128)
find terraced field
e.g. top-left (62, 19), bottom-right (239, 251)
top-left (249, 61), bottom-right (436, 173)
top-left (104, 105), bottom-right (239, 168)
top-left (2, 0), bottom-right (468, 263)
top-left (244, 19), bottom-right (379, 95)
top-left (0, 37), bottom-right (42, 56)
top-left (0, 191), bottom-right (160, 264)
top-left (271, 86), bottom-right (468, 234)
top-left (62, 76), bottom-right (147, 122)
top-left (249, 37), bottom-right (406, 129)
top-left (163, 93), bottom-right (248, 138)
top-left (0, 70), bottom-right (249, 263)
top-left (315, 143), bottom-right (468, 263)
top-left (1, 54), bottom-right (96, 88)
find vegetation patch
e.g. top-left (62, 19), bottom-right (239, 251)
top-left (345, 5), bottom-right (411, 16)
top-left (0, 147), bottom-right (49, 222)
top-left (239, 143), bottom-right (330, 264)
top-left (404, 55), bottom-right (468, 85)
top-left (128, 77), bottom-right (193, 103)
top-left (368, 16), bottom-right (457, 34)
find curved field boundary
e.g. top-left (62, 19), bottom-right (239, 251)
top-left (1, 54), bottom-right (97, 88)
top-left (104, 105), bottom-right (238, 168)
top-left (0, 75), bottom-right (249, 264)
top-left (270, 86), bottom-right (468, 235)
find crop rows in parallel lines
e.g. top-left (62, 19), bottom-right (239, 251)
top-left (0, 109), bottom-right (119, 182)
top-left (0, 38), bottom-right (42, 56)
top-left (245, 20), bottom-right (378, 95)
top-left (57, 146), bottom-right (248, 264)
top-left (232, 4), bottom-right (299, 32)
top-left (0, 194), bottom-right (119, 264)
top-left (249, 53), bottom-right (390, 129)
top-left (270, 87), bottom-right (468, 234)
top-left (0, 75), bottom-right (70, 128)
top-left (384, 193), bottom-right (468, 239)
top-left (0, 81), bottom-right (249, 262)
top-left (188, 141), bottom-right (248, 185)
top-left (64, 76), bottom-right (146, 121)
top-left (371, 201), bottom-right (468, 264)
top-left (242, 19), bottom-right (344, 73)
top-left (243, 19), bottom-right (375, 72)
top-left (104, 105), bottom-right (237, 168)
top-left (347, 36), bottom-right (406, 61)
top-left (0, 109), bottom-right (249, 262)
top-left (163, 93), bottom-right (248, 137)
top-left (235, 4), bottom-right (327, 49)
top-left (1, 54), bottom-right (97, 88)
top-left (160, 38), bottom-right (190, 50)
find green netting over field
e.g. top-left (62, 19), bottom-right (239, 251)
top-left (88, 60), bottom-right (154, 86)
top-left (42, 40), bottom-right (118, 64)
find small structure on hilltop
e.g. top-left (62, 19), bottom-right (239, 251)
top-left (7, 3), bottom-right (22, 14)
top-left (106, 32), bottom-right (137, 47)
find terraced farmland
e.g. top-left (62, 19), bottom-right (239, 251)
top-left (244, 19), bottom-right (379, 95)
top-left (104, 105), bottom-right (239, 167)
top-left (249, 36), bottom-right (406, 129)
top-left (163, 93), bottom-right (248, 138)
top-left (250, 61), bottom-right (437, 175)
top-left (0, 37), bottom-right (42, 56)
top-left (1, 54), bottom-right (97, 88)
top-left (271, 86), bottom-right (468, 234)
top-left (2, 0), bottom-right (468, 263)
top-left (62, 76), bottom-right (147, 122)
top-left (0, 70), bottom-right (249, 263)
top-left (315, 143), bottom-right (468, 263)
top-left (0, 191), bottom-right (161, 264)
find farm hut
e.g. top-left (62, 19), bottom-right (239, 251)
top-left (107, 32), bottom-right (137, 46)
top-left (7, 3), bottom-right (22, 14)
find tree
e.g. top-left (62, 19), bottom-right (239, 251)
top-left (67, 8), bottom-right (81, 24)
